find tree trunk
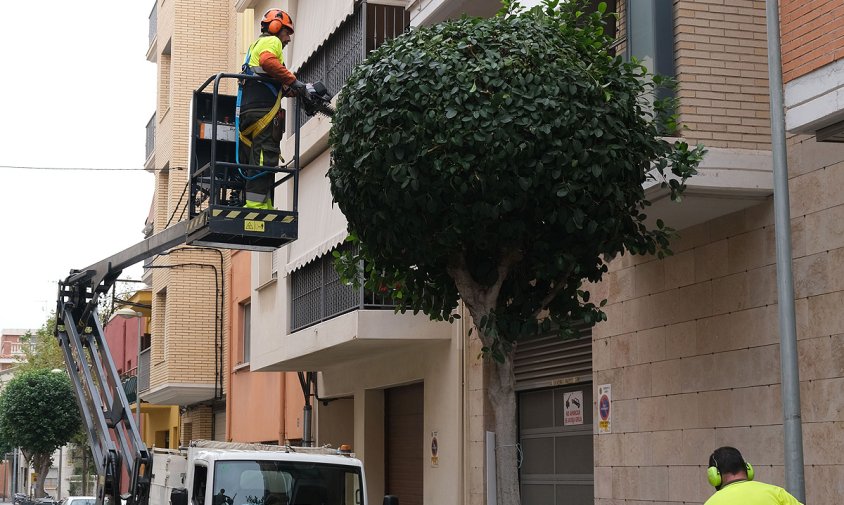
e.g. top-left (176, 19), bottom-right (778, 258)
top-left (32, 453), bottom-right (52, 498)
top-left (488, 352), bottom-right (520, 505)
top-left (448, 253), bottom-right (524, 505)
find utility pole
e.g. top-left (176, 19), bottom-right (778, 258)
top-left (764, 0), bottom-right (805, 500)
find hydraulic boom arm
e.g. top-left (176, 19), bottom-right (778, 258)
top-left (55, 74), bottom-right (327, 505)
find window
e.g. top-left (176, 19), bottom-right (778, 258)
top-left (192, 464), bottom-right (208, 505)
top-left (626, 0), bottom-right (675, 100)
top-left (240, 302), bottom-right (251, 364)
top-left (213, 460), bottom-right (363, 505)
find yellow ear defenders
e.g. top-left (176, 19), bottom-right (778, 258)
top-left (707, 458), bottom-right (755, 488)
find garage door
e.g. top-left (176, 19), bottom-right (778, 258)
top-left (385, 382), bottom-right (423, 505)
top-left (519, 383), bottom-right (594, 504)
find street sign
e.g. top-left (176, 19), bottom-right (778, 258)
top-left (598, 384), bottom-right (611, 434)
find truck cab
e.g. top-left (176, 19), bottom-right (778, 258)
top-left (155, 441), bottom-right (366, 505)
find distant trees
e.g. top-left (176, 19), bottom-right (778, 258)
top-left (0, 369), bottom-right (80, 497)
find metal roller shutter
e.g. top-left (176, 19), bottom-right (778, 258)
top-left (513, 325), bottom-right (592, 391)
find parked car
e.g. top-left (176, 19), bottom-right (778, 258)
top-left (60, 496), bottom-right (96, 505)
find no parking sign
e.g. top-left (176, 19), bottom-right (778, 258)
top-left (598, 384), bottom-right (611, 434)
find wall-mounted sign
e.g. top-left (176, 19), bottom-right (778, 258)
top-left (431, 431), bottom-right (439, 467)
top-left (598, 384), bottom-right (611, 434)
top-left (564, 390), bottom-right (584, 425)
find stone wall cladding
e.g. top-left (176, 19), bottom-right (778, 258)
top-left (780, 0), bottom-right (844, 83)
top-left (674, 0), bottom-right (772, 150)
top-left (592, 135), bottom-right (844, 504)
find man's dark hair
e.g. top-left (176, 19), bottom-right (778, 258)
top-left (709, 446), bottom-right (747, 475)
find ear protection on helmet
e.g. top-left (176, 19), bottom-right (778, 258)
top-left (707, 458), bottom-right (755, 488)
top-left (261, 9), bottom-right (294, 35)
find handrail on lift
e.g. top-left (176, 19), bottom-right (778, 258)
top-left (190, 72), bottom-right (301, 216)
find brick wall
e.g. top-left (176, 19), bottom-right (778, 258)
top-left (780, 0), bottom-right (844, 83)
top-left (674, 0), bottom-right (771, 150)
top-left (149, 0), bottom-right (235, 402)
top-left (591, 136), bottom-right (844, 504)
top-left (182, 405), bottom-right (213, 445)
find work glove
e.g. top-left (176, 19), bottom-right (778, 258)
top-left (290, 80), bottom-right (309, 98)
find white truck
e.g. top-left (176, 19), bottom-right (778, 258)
top-left (152, 441), bottom-right (376, 505)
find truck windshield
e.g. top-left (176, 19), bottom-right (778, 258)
top-left (213, 460), bottom-right (364, 505)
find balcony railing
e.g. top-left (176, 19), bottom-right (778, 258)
top-left (138, 347), bottom-right (151, 393)
top-left (148, 2), bottom-right (157, 48)
top-left (122, 373), bottom-right (138, 404)
top-left (8, 342), bottom-right (34, 355)
top-left (145, 112), bottom-right (156, 162)
top-left (291, 251), bottom-right (395, 332)
top-left (293, 2), bottom-right (409, 127)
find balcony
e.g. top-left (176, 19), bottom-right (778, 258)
top-left (146, 2), bottom-right (157, 62)
top-left (145, 112), bottom-right (155, 169)
top-left (293, 2), bottom-right (409, 129)
top-left (122, 369), bottom-right (138, 404)
top-left (291, 250), bottom-right (395, 332)
top-left (407, 0), bottom-right (501, 26)
top-left (255, 249), bottom-right (453, 371)
top-left (644, 146), bottom-right (773, 231)
top-left (784, 57), bottom-right (844, 142)
top-left (272, 309), bottom-right (453, 371)
top-left (138, 347), bottom-right (150, 394)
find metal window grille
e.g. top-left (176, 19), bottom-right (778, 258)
top-left (293, 1), bottom-right (410, 128)
top-left (290, 246), bottom-right (395, 332)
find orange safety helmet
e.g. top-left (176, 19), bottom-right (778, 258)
top-left (261, 9), bottom-right (294, 35)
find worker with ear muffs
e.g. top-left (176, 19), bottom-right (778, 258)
top-left (238, 8), bottom-right (309, 210)
top-left (704, 446), bottom-right (802, 505)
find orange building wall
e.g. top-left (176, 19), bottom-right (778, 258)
top-left (227, 250), bottom-right (304, 443)
top-left (780, 0), bottom-right (844, 83)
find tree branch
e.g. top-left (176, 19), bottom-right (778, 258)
top-left (530, 268), bottom-right (574, 320)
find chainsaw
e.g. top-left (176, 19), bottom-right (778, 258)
top-left (302, 81), bottom-right (336, 117)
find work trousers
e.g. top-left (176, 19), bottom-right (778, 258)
top-left (239, 107), bottom-right (279, 206)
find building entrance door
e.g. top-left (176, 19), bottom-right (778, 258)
top-left (385, 382), bottom-right (423, 505)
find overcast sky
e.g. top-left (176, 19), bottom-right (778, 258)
top-left (0, 3), bottom-right (157, 330)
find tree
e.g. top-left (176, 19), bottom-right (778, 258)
top-left (19, 314), bottom-right (65, 373)
top-left (0, 370), bottom-right (81, 497)
top-left (19, 314), bottom-right (96, 496)
top-left (328, 1), bottom-right (704, 502)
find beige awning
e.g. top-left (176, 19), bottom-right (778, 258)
top-left (282, 149), bottom-right (349, 274)
top-left (289, 0), bottom-right (356, 70)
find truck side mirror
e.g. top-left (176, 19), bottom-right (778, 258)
top-left (383, 496), bottom-right (399, 505)
top-left (171, 488), bottom-right (188, 505)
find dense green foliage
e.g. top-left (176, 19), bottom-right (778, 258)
top-left (329, 0), bottom-right (703, 360)
top-left (0, 369), bottom-right (80, 457)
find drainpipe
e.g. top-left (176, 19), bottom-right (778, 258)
top-left (279, 371), bottom-right (287, 444)
top-left (765, 0), bottom-right (805, 500)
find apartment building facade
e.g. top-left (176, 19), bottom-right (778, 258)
top-left (226, 249), bottom-right (305, 444)
top-left (143, 0), bottom-right (844, 504)
top-left (0, 329), bottom-right (34, 372)
top-left (143, 0), bottom-right (235, 444)
top-left (590, 1), bottom-right (844, 505)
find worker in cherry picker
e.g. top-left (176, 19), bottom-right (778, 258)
top-left (239, 8), bottom-right (309, 210)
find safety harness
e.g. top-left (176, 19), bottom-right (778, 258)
top-left (235, 41), bottom-right (283, 179)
